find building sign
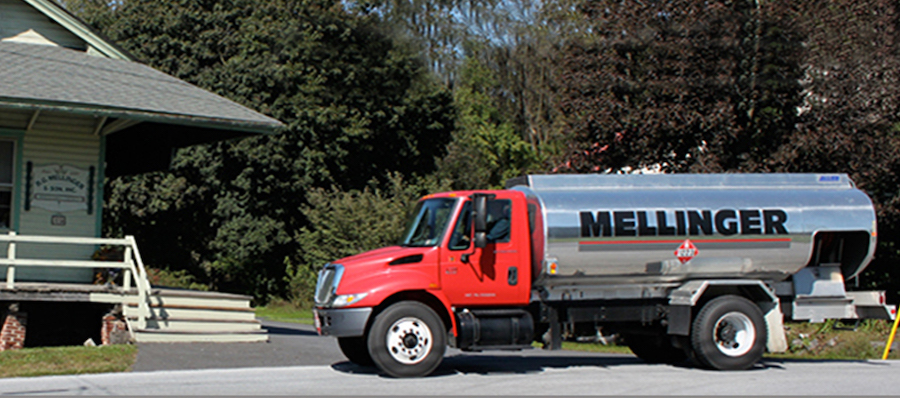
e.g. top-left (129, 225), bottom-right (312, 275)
top-left (30, 164), bottom-right (90, 212)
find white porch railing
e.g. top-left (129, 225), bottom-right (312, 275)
top-left (0, 232), bottom-right (152, 335)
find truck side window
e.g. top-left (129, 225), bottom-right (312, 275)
top-left (448, 202), bottom-right (472, 250)
top-left (486, 199), bottom-right (512, 243)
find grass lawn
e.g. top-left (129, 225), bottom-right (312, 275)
top-left (255, 300), bottom-right (315, 324)
top-left (536, 341), bottom-right (635, 355)
top-left (0, 301), bottom-right (309, 380)
top-left (768, 319), bottom-right (900, 360)
top-left (0, 345), bottom-right (137, 379)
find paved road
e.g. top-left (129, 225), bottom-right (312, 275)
top-left (132, 320), bottom-right (342, 371)
top-left (1, 355), bottom-right (897, 395)
top-left (0, 320), bottom-right (896, 395)
top-left (131, 320), bottom-right (640, 373)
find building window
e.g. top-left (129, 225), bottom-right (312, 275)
top-left (0, 141), bottom-right (14, 229)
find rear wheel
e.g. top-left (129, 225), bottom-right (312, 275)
top-left (338, 336), bottom-right (374, 366)
top-left (367, 301), bottom-right (446, 378)
top-left (623, 333), bottom-right (688, 364)
top-left (690, 295), bottom-right (767, 370)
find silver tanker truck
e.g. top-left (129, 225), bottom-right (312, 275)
top-left (314, 173), bottom-right (897, 377)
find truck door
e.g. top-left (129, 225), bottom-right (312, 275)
top-left (441, 196), bottom-right (530, 306)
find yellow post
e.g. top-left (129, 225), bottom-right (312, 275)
top-left (884, 309), bottom-right (900, 360)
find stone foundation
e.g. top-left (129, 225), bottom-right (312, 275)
top-left (101, 307), bottom-right (130, 345)
top-left (0, 303), bottom-right (26, 351)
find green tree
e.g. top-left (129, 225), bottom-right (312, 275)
top-left (71, 0), bottom-right (455, 300)
top-left (348, 0), bottom-right (572, 168)
top-left (287, 173), bottom-right (451, 304)
top-left (437, 56), bottom-right (541, 189)
top-left (464, 0), bottom-right (583, 167)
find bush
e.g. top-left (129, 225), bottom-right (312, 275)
top-left (777, 320), bottom-right (900, 360)
top-left (285, 258), bottom-right (318, 308)
top-left (286, 173), bottom-right (451, 304)
top-left (145, 267), bottom-right (209, 291)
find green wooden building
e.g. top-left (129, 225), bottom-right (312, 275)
top-left (0, 0), bottom-right (282, 346)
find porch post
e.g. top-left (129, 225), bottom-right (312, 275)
top-left (5, 232), bottom-right (15, 289)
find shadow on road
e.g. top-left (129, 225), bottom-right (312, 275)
top-left (330, 352), bottom-right (646, 377)
top-left (759, 357), bottom-right (886, 367)
top-left (436, 353), bottom-right (642, 376)
top-left (263, 324), bottom-right (318, 336)
top-left (329, 352), bottom-right (855, 377)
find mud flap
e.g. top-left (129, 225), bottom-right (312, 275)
top-left (764, 300), bottom-right (788, 353)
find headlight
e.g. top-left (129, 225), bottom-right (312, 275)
top-left (332, 293), bottom-right (369, 307)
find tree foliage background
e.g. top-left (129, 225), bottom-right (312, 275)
top-left (65, 0), bottom-right (900, 304)
top-left (557, 0), bottom-right (900, 299)
top-left (69, 0), bottom-right (456, 300)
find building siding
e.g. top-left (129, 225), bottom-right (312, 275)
top-left (0, 0), bottom-right (86, 50)
top-left (0, 110), bottom-right (102, 282)
top-left (0, 110), bottom-right (29, 128)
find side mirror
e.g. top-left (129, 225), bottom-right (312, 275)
top-left (471, 194), bottom-right (491, 249)
top-left (473, 194), bottom-right (488, 233)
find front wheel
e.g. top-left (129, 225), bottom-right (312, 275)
top-left (367, 301), bottom-right (446, 377)
top-left (690, 295), bottom-right (767, 370)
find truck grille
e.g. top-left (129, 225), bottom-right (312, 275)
top-left (315, 263), bottom-right (344, 307)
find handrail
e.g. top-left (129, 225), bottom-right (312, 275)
top-left (0, 232), bottom-right (152, 336)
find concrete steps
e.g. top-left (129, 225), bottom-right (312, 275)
top-left (123, 288), bottom-right (268, 343)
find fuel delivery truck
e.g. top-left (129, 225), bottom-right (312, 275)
top-left (314, 173), bottom-right (896, 377)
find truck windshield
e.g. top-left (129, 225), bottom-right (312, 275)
top-left (400, 198), bottom-right (457, 247)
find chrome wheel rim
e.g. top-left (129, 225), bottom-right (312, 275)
top-left (713, 311), bottom-right (755, 357)
top-left (385, 317), bottom-right (433, 365)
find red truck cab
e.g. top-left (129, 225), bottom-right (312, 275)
top-left (314, 190), bottom-right (535, 377)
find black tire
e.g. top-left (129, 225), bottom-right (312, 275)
top-left (623, 333), bottom-right (688, 364)
top-left (690, 295), bottom-right (767, 370)
top-left (338, 336), bottom-right (375, 367)
top-left (367, 301), bottom-right (447, 378)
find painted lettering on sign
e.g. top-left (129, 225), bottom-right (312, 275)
top-left (579, 209), bottom-right (789, 238)
top-left (31, 164), bottom-right (90, 213)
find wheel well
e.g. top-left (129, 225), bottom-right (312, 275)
top-left (694, 285), bottom-right (774, 310)
top-left (369, 291), bottom-right (452, 335)
top-left (667, 281), bottom-right (778, 337)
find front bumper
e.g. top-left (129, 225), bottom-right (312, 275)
top-left (314, 307), bottom-right (373, 337)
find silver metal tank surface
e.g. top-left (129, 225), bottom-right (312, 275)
top-left (510, 174), bottom-right (877, 286)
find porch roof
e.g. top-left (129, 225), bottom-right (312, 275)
top-left (0, 41), bottom-right (283, 176)
top-left (0, 41), bottom-right (282, 134)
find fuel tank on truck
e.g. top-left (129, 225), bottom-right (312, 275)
top-left (507, 174), bottom-right (877, 287)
